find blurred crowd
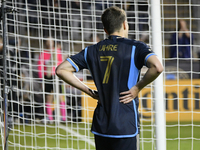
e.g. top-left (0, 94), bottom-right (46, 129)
top-left (0, 0), bottom-right (197, 125)
top-left (6, 0), bottom-right (149, 42)
top-left (0, 35), bottom-right (83, 124)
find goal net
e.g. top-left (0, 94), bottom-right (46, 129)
top-left (0, 0), bottom-right (199, 150)
top-left (160, 0), bottom-right (200, 150)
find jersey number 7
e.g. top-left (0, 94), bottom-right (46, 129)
top-left (100, 56), bottom-right (114, 84)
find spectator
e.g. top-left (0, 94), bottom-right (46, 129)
top-left (88, 0), bottom-right (107, 40)
top-left (27, 0), bottom-right (38, 35)
top-left (0, 37), bottom-right (21, 123)
top-left (69, 1), bottom-right (92, 41)
top-left (37, 37), bottom-right (66, 123)
top-left (170, 19), bottom-right (193, 58)
top-left (138, 1), bottom-right (149, 32)
top-left (40, 0), bottom-right (54, 37)
top-left (126, 1), bottom-right (149, 40)
top-left (53, 0), bottom-right (68, 37)
top-left (125, 2), bottom-right (135, 39)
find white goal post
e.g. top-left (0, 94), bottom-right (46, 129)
top-left (151, 1), bottom-right (166, 150)
top-left (0, 0), bottom-right (200, 150)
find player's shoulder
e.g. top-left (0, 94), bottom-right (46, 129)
top-left (122, 39), bottom-right (152, 53)
top-left (131, 39), bottom-right (148, 47)
top-left (117, 38), bottom-right (148, 48)
top-left (86, 39), bottom-right (107, 50)
top-left (132, 40), bottom-right (151, 51)
top-left (86, 37), bottom-right (149, 49)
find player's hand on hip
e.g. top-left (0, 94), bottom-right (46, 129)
top-left (119, 86), bottom-right (139, 104)
top-left (89, 89), bottom-right (99, 100)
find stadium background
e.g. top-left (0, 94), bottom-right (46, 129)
top-left (0, 0), bottom-right (200, 150)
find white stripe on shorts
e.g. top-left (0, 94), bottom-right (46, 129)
top-left (136, 134), bottom-right (140, 150)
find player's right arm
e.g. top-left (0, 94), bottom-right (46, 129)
top-left (119, 55), bottom-right (163, 104)
top-left (55, 60), bottom-right (99, 100)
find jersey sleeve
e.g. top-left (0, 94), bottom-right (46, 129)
top-left (134, 42), bottom-right (156, 69)
top-left (67, 49), bottom-right (88, 72)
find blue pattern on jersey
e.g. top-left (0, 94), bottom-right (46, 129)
top-left (67, 58), bottom-right (79, 72)
top-left (128, 46), bottom-right (139, 136)
top-left (84, 47), bottom-right (88, 65)
top-left (144, 53), bottom-right (156, 66)
top-left (84, 47), bottom-right (93, 78)
top-left (128, 46), bottom-right (139, 89)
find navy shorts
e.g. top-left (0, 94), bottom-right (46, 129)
top-left (94, 134), bottom-right (140, 150)
top-left (44, 75), bottom-right (62, 93)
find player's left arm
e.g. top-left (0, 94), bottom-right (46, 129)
top-left (55, 60), bottom-right (99, 100)
top-left (120, 55), bottom-right (163, 104)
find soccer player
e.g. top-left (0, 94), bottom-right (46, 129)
top-left (56, 6), bottom-right (163, 150)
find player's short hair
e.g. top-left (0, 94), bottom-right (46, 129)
top-left (101, 6), bottom-right (126, 35)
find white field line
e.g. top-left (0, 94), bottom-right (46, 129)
top-left (59, 124), bottom-right (95, 147)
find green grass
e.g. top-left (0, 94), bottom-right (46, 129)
top-left (3, 122), bottom-right (95, 150)
top-left (1, 122), bottom-right (200, 150)
top-left (166, 122), bottom-right (200, 150)
top-left (140, 122), bottom-right (200, 150)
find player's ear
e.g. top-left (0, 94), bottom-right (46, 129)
top-left (123, 21), bottom-right (126, 30)
top-left (104, 28), bottom-right (109, 35)
top-left (123, 20), bottom-right (128, 30)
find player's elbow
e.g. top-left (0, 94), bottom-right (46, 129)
top-left (147, 55), bottom-right (163, 75)
top-left (55, 66), bottom-right (63, 78)
top-left (56, 60), bottom-right (76, 77)
top-left (155, 63), bottom-right (164, 75)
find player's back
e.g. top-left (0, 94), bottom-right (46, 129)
top-left (85, 35), bottom-right (144, 137)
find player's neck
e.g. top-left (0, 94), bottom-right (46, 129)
top-left (110, 33), bottom-right (124, 38)
top-left (110, 34), bottom-right (124, 37)
top-left (110, 30), bottom-right (127, 38)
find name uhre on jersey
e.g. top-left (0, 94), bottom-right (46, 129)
top-left (99, 44), bottom-right (118, 51)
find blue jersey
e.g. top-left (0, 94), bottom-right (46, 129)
top-left (67, 35), bottom-right (155, 138)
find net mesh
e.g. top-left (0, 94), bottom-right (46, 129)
top-left (0, 0), bottom-right (199, 150)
